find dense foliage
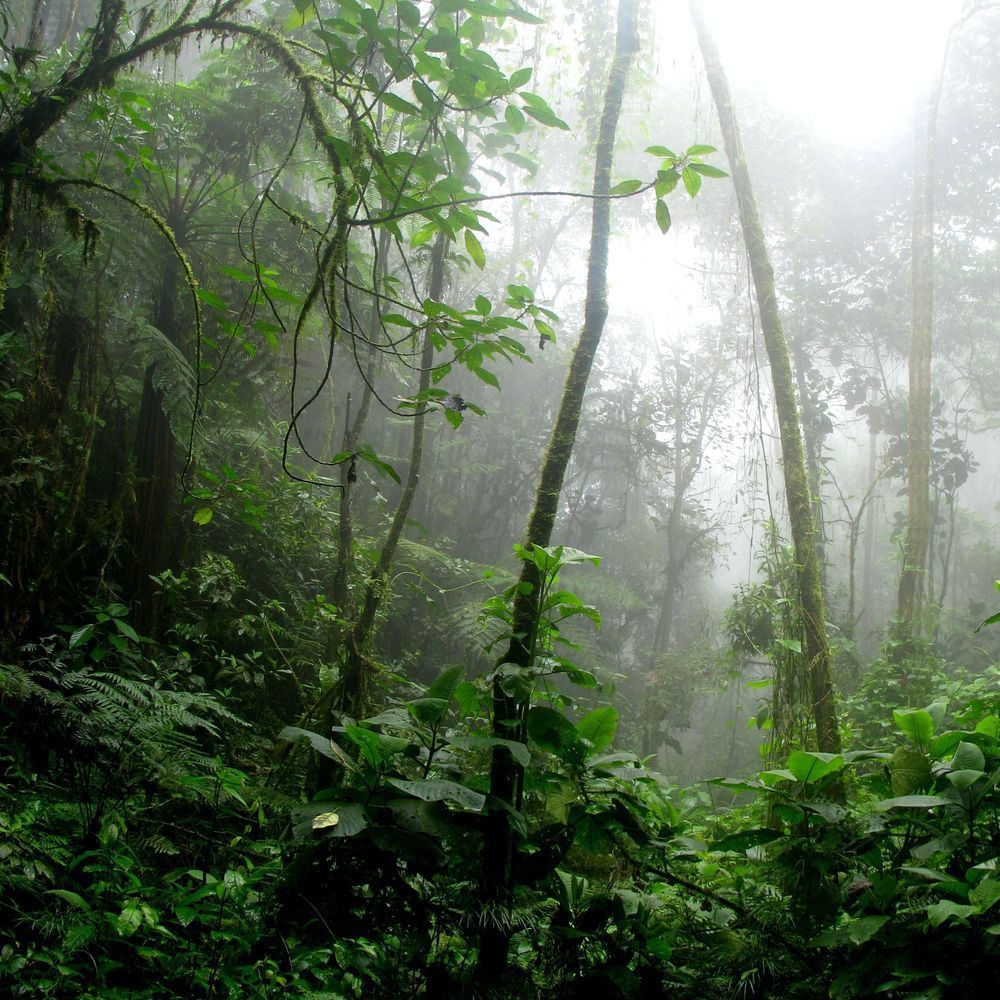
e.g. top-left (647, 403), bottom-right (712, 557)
top-left (2, 1), bottom-right (1000, 997)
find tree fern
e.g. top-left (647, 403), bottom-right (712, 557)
top-left (108, 309), bottom-right (196, 442)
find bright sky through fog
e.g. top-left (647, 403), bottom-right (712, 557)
top-left (693, 0), bottom-right (964, 144)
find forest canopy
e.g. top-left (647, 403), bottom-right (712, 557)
top-left (2, 1), bottom-right (1000, 997)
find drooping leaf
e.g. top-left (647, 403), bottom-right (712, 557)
top-left (785, 750), bottom-right (844, 784)
top-left (387, 778), bottom-right (485, 811)
top-left (464, 229), bottom-right (486, 269)
top-left (655, 198), bottom-right (671, 234)
top-left (710, 828), bottom-right (783, 854)
top-left (448, 734), bottom-right (530, 768)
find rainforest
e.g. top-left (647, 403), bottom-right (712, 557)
top-left (2, 1), bottom-right (1000, 997)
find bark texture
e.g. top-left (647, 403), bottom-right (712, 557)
top-left (478, 0), bottom-right (638, 980)
top-left (690, 0), bottom-right (840, 753)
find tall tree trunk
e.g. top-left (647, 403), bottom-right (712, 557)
top-left (859, 426), bottom-right (878, 655)
top-left (896, 90), bottom-right (936, 646)
top-left (127, 245), bottom-right (183, 633)
top-left (690, 0), bottom-right (840, 753)
top-left (478, 0), bottom-right (638, 980)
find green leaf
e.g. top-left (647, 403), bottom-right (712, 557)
top-left (894, 708), bottom-right (934, 747)
top-left (710, 828), bottom-right (783, 854)
top-left (474, 294), bottom-right (492, 315)
top-left (46, 889), bottom-right (91, 910)
top-left (946, 769), bottom-right (985, 791)
top-left (876, 794), bottom-right (950, 810)
top-left (509, 67), bottom-right (532, 89)
top-left (689, 162), bottom-right (729, 178)
top-left (193, 508), bottom-right (213, 525)
top-left (427, 663), bottom-right (465, 704)
top-left (504, 104), bottom-right (526, 131)
top-left (775, 637), bottom-right (802, 653)
top-left (681, 166), bottom-right (702, 197)
top-left (950, 740), bottom-right (985, 772)
top-left (577, 706), bottom-right (618, 752)
top-left (408, 697), bottom-right (451, 727)
top-left (448, 734), bottom-right (530, 768)
top-left (380, 91), bottom-right (421, 116)
top-left (810, 915), bottom-right (888, 948)
top-left (195, 288), bottom-right (227, 310)
top-left (970, 878), bottom-right (1000, 913)
top-left (609, 179), bottom-right (643, 196)
top-left (527, 706), bottom-right (579, 757)
top-left (685, 144), bottom-right (717, 156)
top-left (387, 778), bottom-right (485, 811)
top-left (645, 145), bottom-right (677, 158)
top-left (465, 229), bottom-right (486, 269)
top-left (292, 802), bottom-right (367, 839)
top-left (786, 750), bottom-right (844, 784)
top-left (654, 198), bottom-right (671, 234)
top-left (69, 624), bottom-right (95, 649)
top-left (454, 680), bottom-right (479, 717)
top-left (926, 899), bottom-right (976, 927)
top-left (116, 902), bottom-right (143, 937)
top-left (520, 99), bottom-right (570, 130)
top-left (975, 716), bottom-right (1000, 739)
top-left (889, 745), bottom-right (931, 795)
top-left (112, 617), bottom-right (140, 642)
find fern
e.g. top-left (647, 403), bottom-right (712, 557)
top-left (108, 309), bottom-right (197, 440)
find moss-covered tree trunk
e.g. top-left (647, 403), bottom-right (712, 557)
top-left (690, 0), bottom-right (840, 753)
top-left (478, 0), bottom-right (638, 980)
top-left (895, 93), bottom-right (936, 644)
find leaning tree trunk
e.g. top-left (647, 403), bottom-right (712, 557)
top-left (690, 0), bottom-right (840, 753)
top-left (330, 235), bottom-right (447, 720)
top-left (478, 0), bottom-right (638, 981)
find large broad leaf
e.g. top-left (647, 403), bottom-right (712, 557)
top-left (975, 715), bottom-right (1000, 739)
top-left (447, 734), bottom-right (530, 768)
top-left (889, 745), bottom-right (931, 795)
top-left (946, 769), bottom-right (986, 791)
top-left (786, 750), bottom-right (844, 784)
top-left (810, 915), bottom-right (888, 948)
top-left (876, 795), bottom-right (949, 810)
top-left (527, 706), bottom-right (579, 758)
top-left (577, 706), bottom-right (618, 753)
top-left (387, 778), bottom-right (485, 812)
top-left (292, 802), bottom-right (368, 840)
top-left (407, 697), bottom-right (450, 727)
top-left (428, 663), bottom-right (465, 704)
top-left (950, 740), bottom-right (986, 773)
top-left (893, 708), bottom-right (934, 747)
top-left (970, 878), bottom-right (1000, 913)
top-left (710, 828), bottom-right (783, 854)
top-left (926, 900), bottom-right (976, 927)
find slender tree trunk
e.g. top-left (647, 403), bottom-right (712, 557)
top-left (896, 89), bottom-right (935, 643)
top-left (690, 0), bottom-right (840, 753)
top-left (478, 1), bottom-right (638, 980)
top-left (330, 226), bottom-right (390, 616)
top-left (330, 236), bottom-right (446, 719)
top-left (860, 426), bottom-right (878, 653)
top-left (792, 331), bottom-right (828, 586)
